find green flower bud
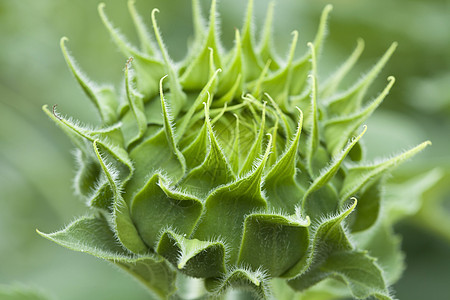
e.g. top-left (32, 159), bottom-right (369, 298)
top-left (39, 0), bottom-right (430, 299)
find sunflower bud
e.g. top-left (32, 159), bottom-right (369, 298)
top-left (39, 0), bottom-right (430, 299)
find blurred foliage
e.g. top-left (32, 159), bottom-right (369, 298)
top-left (0, 0), bottom-right (448, 299)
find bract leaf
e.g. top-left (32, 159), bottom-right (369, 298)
top-left (131, 173), bottom-right (203, 248)
top-left (240, 0), bottom-right (263, 81)
top-left (240, 103), bottom-right (267, 176)
top-left (125, 78), bottom-right (186, 196)
top-left (324, 76), bottom-right (395, 156)
top-left (258, 1), bottom-right (279, 71)
top-left (87, 181), bottom-right (113, 211)
top-left (98, 3), bottom-right (165, 99)
top-left (321, 38), bottom-right (365, 98)
top-left (128, 0), bottom-right (157, 55)
top-left (258, 31), bottom-right (298, 111)
top-left (285, 199), bottom-right (356, 278)
top-left (176, 69), bottom-right (222, 139)
top-left (347, 180), bottom-right (382, 232)
top-left (180, 0), bottom-right (222, 90)
top-left (93, 141), bottom-right (147, 254)
top-left (326, 42), bottom-right (397, 117)
top-left (157, 230), bottom-right (226, 278)
top-left (264, 109), bottom-right (304, 213)
top-left (192, 135), bottom-right (272, 262)
top-left (42, 105), bottom-right (133, 182)
top-left (60, 37), bottom-right (118, 124)
top-left (73, 149), bottom-right (101, 198)
top-left (124, 59), bottom-right (147, 148)
top-left (216, 30), bottom-right (243, 99)
top-left (181, 122), bottom-right (208, 170)
top-left (290, 250), bottom-right (392, 300)
top-left (305, 43), bottom-right (320, 176)
top-left (288, 4), bottom-right (332, 97)
top-left (151, 8), bottom-right (187, 117)
top-left (302, 126), bottom-right (366, 219)
top-left (37, 216), bottom-right (176, 299)
top-left (179, 103), bottom-right (235, 199)
top-left (340, 141), bottom-right (431, 202)
top-left (238, 213), bottom-right (310, 277)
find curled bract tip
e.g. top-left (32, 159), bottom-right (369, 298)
top-left (60, 36), bottom-right (69, 44)
top-left (349, 197), bottom-right (358, 208)
top-left (152, 8), bottom-right (160, 16)
top-left (98, 2), bottom-right (106, 11)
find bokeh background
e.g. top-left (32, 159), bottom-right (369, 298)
top-left (1, 0), bottom-right (449, 299)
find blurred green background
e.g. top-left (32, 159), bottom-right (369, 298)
top-left (1, 0), bottom-right (449, 299)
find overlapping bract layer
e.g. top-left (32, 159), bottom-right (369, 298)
top-left (40, 0), bottom-right (430, 299)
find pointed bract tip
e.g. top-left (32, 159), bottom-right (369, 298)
top-left (350, 197), bottom-right (358, 208)
top-left (60, 36), bottom-right (69, 45)
top-left (361, 124), bottom-right (368, 134)
top-left (152, 8), bottom-right (160, 17)
top-left (324, 4), bottom-right (333, 12)
top-left (98, 2), bottom-right (106, 12)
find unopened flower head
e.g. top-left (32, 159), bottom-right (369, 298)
top-left (40, 1), bottom-right (430, 299)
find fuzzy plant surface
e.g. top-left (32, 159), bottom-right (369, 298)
top-left (39, 0), bottom-right (430, 299)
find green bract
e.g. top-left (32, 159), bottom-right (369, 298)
top-left (39, 0), bottom-right (430, 299)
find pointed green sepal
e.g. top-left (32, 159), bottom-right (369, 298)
top-left (302, 126), bottom-right (367, 219)
top-left (131, 173), bottom-right (203, 248)
top-left (93, 140), bottom-right (147, 254)
top-left (124, 58), bottom-right (147, 147)
top-left (238, 212), bottom-right (310, 277)
top-left (37, 216), bottom-right (176, 299)
top-left (264, 108), bottom-right (304, 213)
top-left (179, 102), bottom-right (235, 199)
top-left (326, 42), bottom-right (397, 117)
top-left (289, 250), bottom-right (393, 300)
top-left (193, 135), bottom-right (272, 262)
top-left (340, 141), bottom-right (431, 202)
top-left (98, 3), bottom-right (166, 99)
top-left (157, 230), bottom-right (227, 278)
top-left (284, 199), bottom-right (356, 278)
top-left (181, 122), bottom-right (208, 170)
top-left (240, 0), bottom-right (263, 81)
top-left (180, 0), bottom-right (222, 90)
top-left (324, 77), bottom-right (395, 156)
top-left (257, 31), bottom-right (298, 111)
top-left (240, 103), bottom-right (267, 176)
top-left (43, 105), bottom-right (133, 181)
top-left (321, 38), bottom-right (365, 98)
top-left (151, 9), bottom-right (187, 117)
top-left (128, 0), bottom-right (157, 55)
top-left (258, 1), bottom-right (279, 70)
top-left (60, 37), bottom-right (118, 124)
